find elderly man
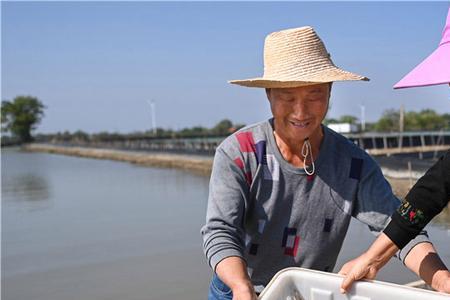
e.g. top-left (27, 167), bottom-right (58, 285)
top-left (201, 26), bottom-right (449, 300)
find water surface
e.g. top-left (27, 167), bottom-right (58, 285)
top-left (2, 149), bottom-right (449, 299)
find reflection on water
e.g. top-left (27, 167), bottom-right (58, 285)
top-left (2, 149), bottom-right (52, 212)
top-left (2, 174), bottom-right (50, 202)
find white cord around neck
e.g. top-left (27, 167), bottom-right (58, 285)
top-left (301, 138), bottom-right (315, 175)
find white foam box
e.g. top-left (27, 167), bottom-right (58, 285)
top-left (258, 268), bottom-right (450, 300)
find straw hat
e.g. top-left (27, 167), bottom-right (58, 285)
top-left (394, 8), bottom-right (450, 89)
top-left (229, 26), bottom-right (369, 88)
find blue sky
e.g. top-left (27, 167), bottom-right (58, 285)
top-left (2, 2), bottom-right (450, 134)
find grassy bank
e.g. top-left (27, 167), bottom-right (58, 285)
top-left (23, 143), bottom-right (213, 176)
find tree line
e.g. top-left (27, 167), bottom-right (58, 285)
top-left (32, 119), bottom-right (246, 144)
top-left (2, 95), bottom-right (450, 146)
top-left (325, 110), bottom-right (450, 132)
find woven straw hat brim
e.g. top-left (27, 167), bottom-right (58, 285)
top-left (229, 66), bottom-right (369, 88)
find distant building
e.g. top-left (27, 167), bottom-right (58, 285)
top-left (327, 123), bottom-right (359, 133)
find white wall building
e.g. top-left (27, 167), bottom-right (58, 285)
top-left (327, 123), bottom-right (359, 133)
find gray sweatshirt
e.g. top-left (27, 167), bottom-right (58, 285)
top-left (201, 119), bottom-right (429, 287)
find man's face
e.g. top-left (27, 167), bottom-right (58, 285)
top-left (266, 83), bottom-right (330, 143)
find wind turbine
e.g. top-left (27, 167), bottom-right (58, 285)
top-left (148, 100), bottom-right (156, 135)
top-left (360, 104), bottom-right (366, 132)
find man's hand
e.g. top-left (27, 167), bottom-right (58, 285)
top-left (231, 283), bottom-right (258, 300)
top-left (338, 253), bottom-right (379, 293)
top-left (216, 256), bottom-right (257, 300)
top-left (432, 271), bottom-right (450, 294)
top-left (437, 274), bottom-right (450, 294)
top-left (338, 233), bottom-right (399, 293)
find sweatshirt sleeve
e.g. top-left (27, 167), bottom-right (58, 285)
top-left (384, 150), bottom-right (450, 249)
top-left (200, 147), bottom-right (250, 271)
top-left (353, 155), bottom-right (430, 262)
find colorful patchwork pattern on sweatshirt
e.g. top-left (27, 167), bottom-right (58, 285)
top-left (201, 119), bottom-right (430, 288)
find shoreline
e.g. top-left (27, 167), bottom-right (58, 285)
top-left (23, 143), bottom-right (416, 198)
top-left (22, 143), bottom-right (213, 176)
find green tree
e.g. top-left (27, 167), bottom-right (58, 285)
top-left (323, 115), bottom-right (358, 125)
top-left (1, 96), bottom-right (45, 143)
top-left (72, 130), bottom-right (90, 143)
top-left (403, 109), bottom-right (446, 131)
top-left (442, 113), bottom-right (450, 130)
top-left (339, 115), bottom-right (358, 124)
top-left (375, 109), bottom-right (400, 132)
top-left (178, 126), bottom-right (209, 137)
top-left (323, 118), bottom-right (339, 125)
top-left (212, 119), bottom-right (233, 136)
top-left (234, 123), bottom-right (246, 131)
